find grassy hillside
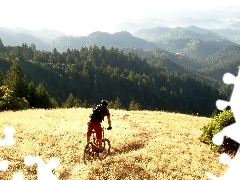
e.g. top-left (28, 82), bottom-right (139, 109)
top-left (0, 108), bottom-right (226, 179)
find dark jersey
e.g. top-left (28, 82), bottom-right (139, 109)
top-left (90, 104), bottom-right (110, 123)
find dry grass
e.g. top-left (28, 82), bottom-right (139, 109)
top-left (0, 108), bottom-right (227, 179)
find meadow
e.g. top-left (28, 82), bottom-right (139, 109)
top-left (0, 108), bottom-right (227, 179)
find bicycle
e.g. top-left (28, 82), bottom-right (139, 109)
top-left (83, 127), bottom-right (111, 163)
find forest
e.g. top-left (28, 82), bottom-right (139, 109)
top-left (0, 38), bottom-right (233, 117)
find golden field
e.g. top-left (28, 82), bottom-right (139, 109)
top-left (0, 108), bottom-right (227, 179)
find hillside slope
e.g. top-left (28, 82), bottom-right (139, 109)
top-left (0, 108), bottom-right (226, 179)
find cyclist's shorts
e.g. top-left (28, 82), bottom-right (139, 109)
top-left (87, 121), bottom-right (102, 139)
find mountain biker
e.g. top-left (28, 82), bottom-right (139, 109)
top-left (87, 100), bottom-right (112, 153)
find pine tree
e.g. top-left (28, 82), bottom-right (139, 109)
top-left (35, 82), bottom-right (53, 109)
top-left (13, 46), bottom-right (24, 61)
top-left (0, 39), bottom-right (4, 53)
top-left (82, 100), bottom-right (89, 108)
top-left (27, 81), bottom-right (38, 108)
top-left (113, 97), bottom-right (123, 109)
top-left (4, 61), bottom-right (29, 99)
top-left (128, 100), bottom-right (140, 111)
top-left (62, 93), bottom-right (81, 108)
top-left (107, 100), bottom-right (114, 109)
top-left (0, 71), bottom-right (4, 86)
top-left (50, 97), bottom-right (59, 108)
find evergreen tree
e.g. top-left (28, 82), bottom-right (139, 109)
top-left (27, 81), bottom-right (38, 108)
top-left (0, 39), bottom-right (4, 53)
top-left (13, 46), bottom-right (24, 61)
top-left (107, 100), bottom-right (114, 109)
top-left (113, 97), bottom-right (123, 109)
top-left (82, 100), bottom-right (90, 108)
top-left (62, 93), bottom-right (75, 108)
top-left (0, 71), bottom-right (4, 86)
top-left (50, 97), bottom-right (59, 108)
top-left (4, 61), bottom-right (29, 99)
top-left (128, 100), bottom-right (140, 110)
top-left (30, 43), bottom-right (36, 52)
top-left (62, 93), bottom-right (81, 108)
top-left (35, 82), bottom-right (53, 109)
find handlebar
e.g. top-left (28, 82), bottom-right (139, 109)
top-left (91, 127), bottom-right (112, 133)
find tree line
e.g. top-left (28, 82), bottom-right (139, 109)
top-left (0, 61), bottom-right (140, 111)
top-left (0, 39), bottom-right (227, 116)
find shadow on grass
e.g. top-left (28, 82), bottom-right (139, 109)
top-left (110, 139), bottom-right (146, 155)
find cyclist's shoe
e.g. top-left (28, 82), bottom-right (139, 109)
top-left (96, 147), bottom-right (104, 153)
top-left (107, 127), bottom-right (112, 130)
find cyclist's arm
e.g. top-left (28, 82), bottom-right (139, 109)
top-left (107, 115), bottom-right (111, 127)
top-left (105, 108), bottom-right (111, 127)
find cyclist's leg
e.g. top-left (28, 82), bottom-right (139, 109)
top-left (86, 122), bottom-right (93, 143)
top-left (94, 123), bottom-right (103, 152)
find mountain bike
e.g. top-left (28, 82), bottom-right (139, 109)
top-left (83, 127), bottom-right (111, 163)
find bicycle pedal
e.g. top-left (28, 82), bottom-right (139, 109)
top-left (96, 147), bottom-right (104, 153)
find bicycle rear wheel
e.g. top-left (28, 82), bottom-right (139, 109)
top-left (98, 138), bottom-right (111, 160)
top-left (83, 142), bottom-right (97, 163)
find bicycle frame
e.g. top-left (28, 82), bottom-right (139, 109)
top-left (91, 127), bottom-right (105, 151)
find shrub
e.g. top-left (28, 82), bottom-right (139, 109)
top-left (199, 109), bottom-right (239, 154)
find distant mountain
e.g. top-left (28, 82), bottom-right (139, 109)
top-left (162, 27), bottom-right (223, 41)
top-left (0, 29), bottom-right (51, 51)
top-left (211, 28), bottom-right (240, 44)
top-left (185, 25), bottom-right (240, 44)
top-left (0, 27), bottom-right (66, 42)
top-left (133, 26), bottom-right (236, 59)
top-left (175, 17), bottom-right (225, 30)
top-left (0, 28), bottom-right (159, 52)
top-left (133, 26), bottom-right (230, 42)
top-left (132, 27), bottom-right (171, 42)
top-left (119, 7), bottom-right (240, 33)
top-left (28, 28), bottom-right (66, 42)
top-left (51, 31), bottom-right (158, 52)
top-left (0, 25), bottom-right (239, 69)
top-left (185, 26), bottom-right (225, 37)
top-left (157, 38), bottom-right (235, 59)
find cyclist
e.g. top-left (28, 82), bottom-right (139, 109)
top-left (87, 100), bottom-right (112, 153)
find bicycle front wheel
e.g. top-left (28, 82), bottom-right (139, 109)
top-left (83, 142), bottom-right (97, 163)
top-left (98, 138), bottom-right (111, 160)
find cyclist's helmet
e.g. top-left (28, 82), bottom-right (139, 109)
top-left (101, 100), bottom-right (108, 106)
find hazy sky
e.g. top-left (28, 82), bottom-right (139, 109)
top-left (1, 0), bottom-right (240, 36)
